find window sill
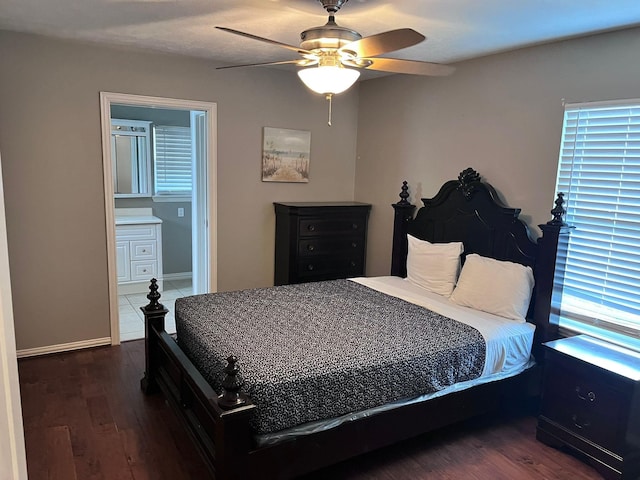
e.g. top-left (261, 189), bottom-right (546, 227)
top-left (559, 318), bottom-right (640, 354)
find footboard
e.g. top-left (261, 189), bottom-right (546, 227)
top-left (140, 279), bottom-right (256, 480)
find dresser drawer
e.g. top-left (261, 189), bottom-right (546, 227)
top-left (297, 256), bottom-right (364, 279)
top-left (298, 217), bottom-right (366, 237)
top-left (298, 236), bottom-right (365, 256)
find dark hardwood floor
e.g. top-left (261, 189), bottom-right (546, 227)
top-left (19, 341), bottom-right (604, 480)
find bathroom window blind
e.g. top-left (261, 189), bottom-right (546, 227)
top-left (153, 125), bottom-right (192, 195)
top-left (555, 100), bottom-right (640, 343)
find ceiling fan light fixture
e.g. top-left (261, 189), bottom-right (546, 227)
top-left (297, 65), bottom-right (360, 95)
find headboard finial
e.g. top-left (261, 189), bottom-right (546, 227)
top-left (549, 192), bottom-right (567, 226)
top-left (457, 168), bottom-right (481, 199)
top-left (396, 181), bottom-right (410, 205)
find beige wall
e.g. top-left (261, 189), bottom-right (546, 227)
top-left (2, 25), bottom-right (640, 351)
top-left (0, 31), bottom-right (359, 350)
top-left (356, 27), bottom-right (640, 276)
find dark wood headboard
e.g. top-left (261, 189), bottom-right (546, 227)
top-left (390, 167), bottom-right (571, 350)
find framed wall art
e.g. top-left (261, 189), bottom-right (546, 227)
top-left (262, 127), bottom-right (311, 183)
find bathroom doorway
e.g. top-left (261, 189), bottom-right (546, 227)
top-left (99, 92), bottom-right (217, 344)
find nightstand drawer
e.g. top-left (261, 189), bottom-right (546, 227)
top-left (543, 364), bottom-right (625, 416)
top-left (298, 217), bottom-right (366, 237)
top-left (541, 395), bottom-right (623, 453)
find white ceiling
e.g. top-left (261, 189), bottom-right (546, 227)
top-left (2, 0), bottom-right (640, 72)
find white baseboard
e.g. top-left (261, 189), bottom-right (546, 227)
top-left (163, 272), bottom-right (192, 282)
top-left (16, 337), bottom-right (112, 358)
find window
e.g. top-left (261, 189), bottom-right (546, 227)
top-left (153, 125), bottom-right (192, 196)
top-left (555, 100), bottom-right (640, 348)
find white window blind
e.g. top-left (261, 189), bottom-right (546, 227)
top-left (153, 125), bottom-right (192, 195)
top-left (556, 101), bottom-right (640, 340)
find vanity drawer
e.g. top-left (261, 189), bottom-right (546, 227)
top-left (130, 260), bottom-right (158, 281)
top-left (130, 241), bottom-right (157, 260)
top-left (116, 225), bottom-right (157, 241)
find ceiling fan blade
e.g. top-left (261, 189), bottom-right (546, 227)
top-left (216, 26), bottom-right (312, 55)
top-left (217, 59), bottom-right (315, 70)
top-left (364, 57), bottom-right (455, 76)
top-left (340, 29), bottom-right (425, 58)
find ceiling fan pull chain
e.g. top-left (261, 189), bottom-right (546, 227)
top-left (326, 93), bottom-right (333, 126)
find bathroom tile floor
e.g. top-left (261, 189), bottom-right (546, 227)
top-left (119, 278), bottom-right (193, 342)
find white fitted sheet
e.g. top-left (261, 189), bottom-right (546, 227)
top-left (256, 276), bottom-right (535, 446)
top-left (352, 276), bottom-right (535, 377)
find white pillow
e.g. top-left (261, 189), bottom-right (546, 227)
top-left (450, 254), bottom-right (535, 322)
top-left (406, 235), bottom-right (463, 297)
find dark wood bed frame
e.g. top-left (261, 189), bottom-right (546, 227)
top-left (140, 167), bottom-right (571, 479)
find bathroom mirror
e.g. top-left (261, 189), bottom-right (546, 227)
top-left (111, 119), bottom-right (152, 197)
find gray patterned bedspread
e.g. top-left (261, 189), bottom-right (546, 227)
top-left (175, 279), bottom-right (486, 434)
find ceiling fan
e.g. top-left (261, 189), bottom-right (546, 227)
top-left (216, 0), bottom-right (455, 125)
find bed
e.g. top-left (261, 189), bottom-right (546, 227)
top-left (140, 167), bottom-right (570, 480)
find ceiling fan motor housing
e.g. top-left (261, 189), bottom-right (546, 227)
top-left (318, 0), bottom-right (348, 13)
top-left (300, 16), bottom-right (361, 51)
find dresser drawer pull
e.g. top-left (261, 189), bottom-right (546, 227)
top-left (350, 261), bottom-right (356, 267)
top-left (571, 414), bottom-right (591, 430)
top-left (352, 223), bottom-right (359, 230)
top-left (351, 242), bottom-right (357, 248)
top-left (307, 225), bottom-right (315, 232)
top-left (307, 244), bottom-right (315, 251)
top-left (307, 264), bottom-right (314, 271)
top-left (575, 386), bottom-right (596, 402)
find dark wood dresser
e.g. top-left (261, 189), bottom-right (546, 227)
top-left (273, 202), bottom-right (371, 285)
top-left (536, 334), bottom-right (640, 480)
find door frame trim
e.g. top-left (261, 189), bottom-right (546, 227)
top-left (99, 92), bottom-right (218, 345)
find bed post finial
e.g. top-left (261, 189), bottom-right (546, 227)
top-left (391, 181), bottom-right (416, 277)
top-left (218, 355), bottom-right (250, 410)
top-left (549, 192), bottom-right (567, 225)
top-left (534, 194), bottom-right (575, 351)
top-left (397, 181), bottom-right (410, 205)
top-left (144, 278), bottom-right (165, 311)
top-left (141, 279), bottom-right (169, 395)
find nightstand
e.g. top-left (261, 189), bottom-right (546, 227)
top-left (536, 335), bottom-right (640, 480)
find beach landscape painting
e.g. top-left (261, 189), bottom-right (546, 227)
top-left (262, 127), bottom-right (311, 183)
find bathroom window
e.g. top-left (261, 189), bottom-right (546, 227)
top-left (153, 125), bottom-right (192, 196)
